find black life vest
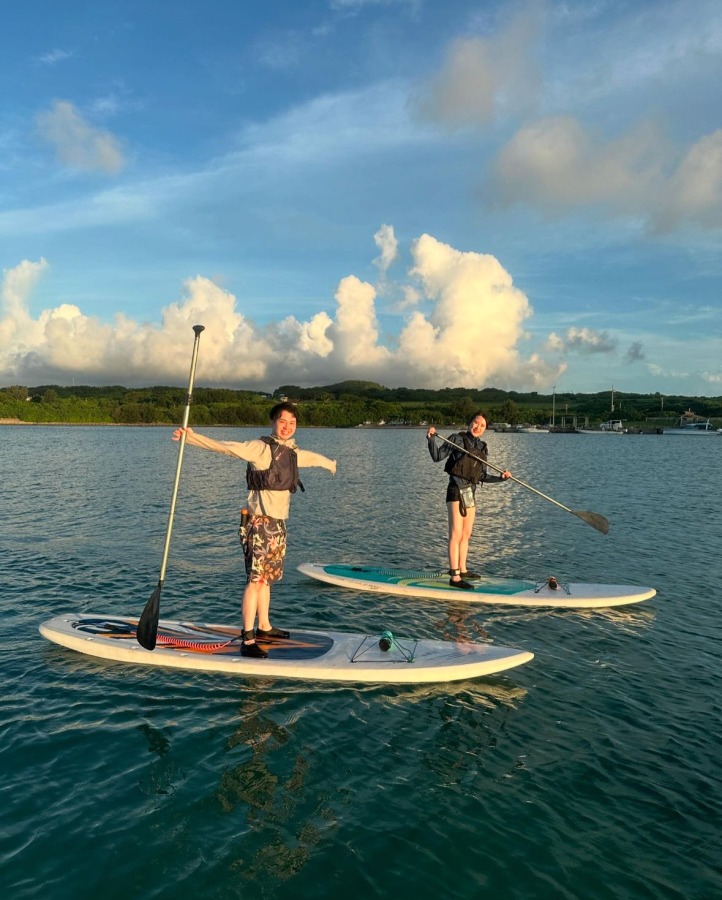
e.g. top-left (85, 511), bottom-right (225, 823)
top-left (246, 436), bottom-right (305, 494)
top-left (443, 432), bottom-right (488, 485)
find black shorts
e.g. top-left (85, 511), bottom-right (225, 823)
top-left (445, 481), bottom-right (476, 504)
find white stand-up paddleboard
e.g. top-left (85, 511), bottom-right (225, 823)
top-left (298, 563), bottom-right (656, 608)
top-left (39, 614), bottom-right (534, 684)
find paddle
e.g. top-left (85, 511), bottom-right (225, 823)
top-left (137, 324), bottom-right (205, 650)
top-left (431, 431), bottom-right (609, 534)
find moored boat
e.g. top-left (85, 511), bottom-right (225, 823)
top-left (577, 419), bottom-right (625, 434)
top-left (662, 419), bottom-right (720, 435)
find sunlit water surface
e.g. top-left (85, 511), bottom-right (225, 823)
top-left (2, 426), bottom-right (721, 899)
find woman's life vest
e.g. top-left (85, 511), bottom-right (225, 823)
top-left (246, 437), bottom-right (305, 493)
top-left (443, 432), bottom-right (488, 485)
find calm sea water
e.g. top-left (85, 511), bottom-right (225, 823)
top-left (2, 425), bottom-right (721, 899)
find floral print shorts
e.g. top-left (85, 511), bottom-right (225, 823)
top-left (239, 514), bottom-right (287, 584)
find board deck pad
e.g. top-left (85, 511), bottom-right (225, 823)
top-left (62, 616), bottom-right (335, 659)
top-left (298, 563), bottom-right (656, 608)
top-left (39, 614), bottom-right (534, 684)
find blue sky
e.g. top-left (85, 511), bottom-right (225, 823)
top-left (1, 0), bottom-right (721, 395)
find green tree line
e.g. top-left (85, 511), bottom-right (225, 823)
top-left (1, 381), bottom-right (721, 428)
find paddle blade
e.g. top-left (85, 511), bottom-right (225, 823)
top-left (137, 582), bottom-right (162, 650)
top-left (573, 510), bottom-right (609, 534)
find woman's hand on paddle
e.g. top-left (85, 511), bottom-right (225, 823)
top-left (172, 426), bottom-right (194, 442)
top-left (501, 470), bottom-right (512, 479)
top-left (426, 426), bottom-right (437, 439)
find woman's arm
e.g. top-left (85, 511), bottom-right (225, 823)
top-left (483, 472), bottom-right (512, 484)
top-left (426, 427), bottom-right (458, 463)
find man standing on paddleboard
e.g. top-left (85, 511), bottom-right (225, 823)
top-left (427, 412), bottom-right (511, 590)
top-left (173, 402), bottom-right (336, 657)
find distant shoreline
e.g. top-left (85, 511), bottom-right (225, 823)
top-left (0, 420), bottom-right (427, 428)
top-left (0, 419), bottom-right (692, 434)
top-left (0, 419), bottom-right (169, 427)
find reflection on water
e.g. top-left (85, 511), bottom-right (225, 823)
top-left (136, 722), bottom-right (183, 797)
top-left (138, 722), bottom-right (171, 757)
top-left (432, 604), bottom-right (493, 642)
top-left (480, 601), bottom-right (657, 634)
top-left (574, 603), bottom-right (657, 632)
top-left (216, 696), bottom-right (339, 883)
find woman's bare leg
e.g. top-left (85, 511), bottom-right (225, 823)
top-left (447, 502), bottom-right (477, 582)
top-left (447, 502), bottom-right (463, 575)
top-left (458, 508), bottom-right (476, 573)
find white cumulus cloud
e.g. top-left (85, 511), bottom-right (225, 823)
top-left (0, 230), bottom-right (570, 390)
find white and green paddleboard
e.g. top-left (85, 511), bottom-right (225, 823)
top-left (39, 614), bottom-right (533, 684)
top-left (298, 563), bottom-right (656, 608)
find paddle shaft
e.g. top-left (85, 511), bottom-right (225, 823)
top-left (137, 325), bottom-right (204, 649)
top-left (431, 431), bottom-right (609, 532)
top-left (158, 324), bottom-right (205, 582)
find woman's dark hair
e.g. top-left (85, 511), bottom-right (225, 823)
top-left (467, 410), bottom-right (489, 427)
top-left (270, 401), bottom-right (299, 422)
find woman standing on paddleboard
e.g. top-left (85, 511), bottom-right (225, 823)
top-left (427, 412), bottom-right (511, 589)
top-left (174, 402), bottom-right (336, 657)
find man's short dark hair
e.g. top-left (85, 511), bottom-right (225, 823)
top-left (270, 401), bottom-right (299, 422)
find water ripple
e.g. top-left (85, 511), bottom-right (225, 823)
top-left (2, 427), bottom-right (721, 899)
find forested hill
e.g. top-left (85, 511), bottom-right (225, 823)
top-left (1, 381), bottom-right (720, 428)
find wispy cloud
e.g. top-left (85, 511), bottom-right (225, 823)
top-left (330, 0), bottom-right (419, 10)
top-left (373, 223), bottom-right (399, 277)
top-left (625, 341), bottom-right (645, 363)
top-left (407, 1), bottom-right (722, 233)
top-left (36, 100), bottom-right (127, 175)
top-left (234, 79), bottom-right (429, 167)
top-left (253, 32), bottom-right (304, 70)
top-left (87, 83), bottom-right (146, 118)
top-left (647, 363), bottom-right (690, 379)
top-left (3, 81), bottom-right (428, 239)
top-left (548, 327), bottom-right (618, 356)
top-left (0, 185), bottom-right (155, 236)
top-left (491, 117), bottom-right (722, 231)
top-left (33, 48), bottom-right (74, 66)
top-left (701, 371), bottom-right (722, 384)
top-left (412, 6), bottom-right (542, 127)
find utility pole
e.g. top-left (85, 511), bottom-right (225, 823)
top-left (552, 385), bottom-right (556, 427)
